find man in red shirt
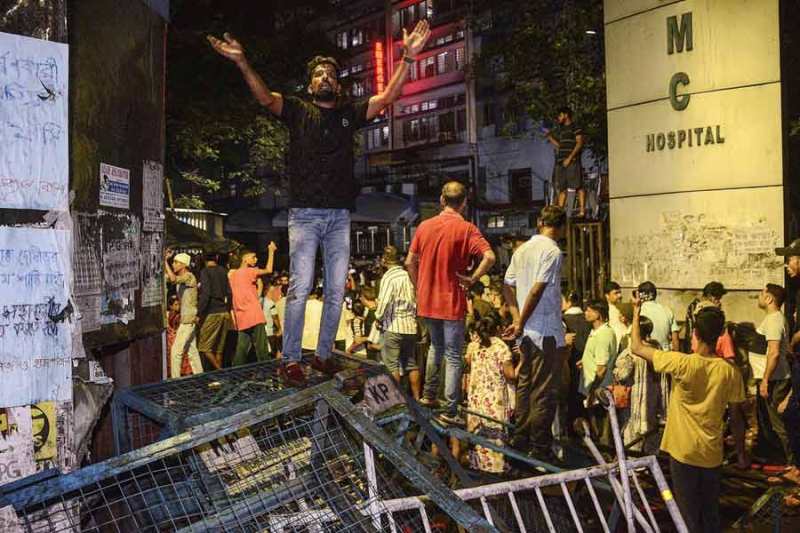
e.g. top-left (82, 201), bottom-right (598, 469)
top-left (230, 242), bottom-right (277, 366)
top-left (406, 181), bottom-right (495, 424)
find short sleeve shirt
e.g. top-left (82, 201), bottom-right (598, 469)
top-left (640, 301), bottom-right (680, 351)
top-left (230, 268), bottom-right (266, 331)
top-left (278, 96), bottom-right (370, 210)
top-left (555, 123), bottom-right (583, 162)
top-left (749, 311), bottom-right (791, 381)
top-left (175, 272), bottom-right (198, 324)
top-left (262, 297), bottom-right (279, 336)
top-left (580, 324), bottom-right (618, 393)
top-left (654, 350), bottom-right (746, 468)
top-left (504, 235), bottom-right (565, 349)
top-left (409, 212), bottom-right (491, 321)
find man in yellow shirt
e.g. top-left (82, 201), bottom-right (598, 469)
top-left (630, 293), bottom-right (747, 532)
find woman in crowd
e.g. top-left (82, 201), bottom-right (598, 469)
top-left (612, 314), bottom-right (661, 452)
top-left (465, 315), bottom-right (521, 473)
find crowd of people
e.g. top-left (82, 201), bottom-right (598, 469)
top-left (186, 29), bottom-right (800, 531)
top-left (162, 185), bottom-right (800, 532)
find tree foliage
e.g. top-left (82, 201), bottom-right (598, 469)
top-left (166, 0), bottom-right (336, 207)
top-left (473, 0), bottom-right (606, 157)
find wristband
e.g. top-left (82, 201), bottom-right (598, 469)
top-left (403, 55), bottom-right (416, 65)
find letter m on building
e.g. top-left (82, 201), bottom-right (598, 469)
top-left (667, 12), bottom-right (693, 54)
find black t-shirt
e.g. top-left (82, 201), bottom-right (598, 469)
top-left (197, 265), bottom-right (231, 316)
top-left (278, 96), bottom-right (370, 210)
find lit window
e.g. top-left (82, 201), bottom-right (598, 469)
top-left (351, 29), bottom-right (364, 47)
top-left (421, 56), bottom-right (435, 77)
top-left (408, 59), bottom-right (418, 80)
top-left (411, 104), bottom-right (419, 113)
top-left (429, 100), bottom-right (438, 110)
top-left (456, 47), bottom-right (465, 70)
top-left (437, 52), bottom-right (447, 74)
top-left (456, 29), bottom-right (465, 39)
top-left (421, 101), bottom-right (429, 111)
top-left (444, 33), bottom-right (453, 43)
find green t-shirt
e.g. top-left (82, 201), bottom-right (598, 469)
top-left (580, 323), bottom-right (618, 393)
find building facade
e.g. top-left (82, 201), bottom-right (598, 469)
top-left (328, 0), bottom-right (557, 244)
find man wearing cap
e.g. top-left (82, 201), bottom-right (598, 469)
top-left (208, 22), bottom-right (431, 386)
top-left (164, 251), bottom-right (202, 377)
top-left (684, 282), bottom-right (735, 359)
top-left (375, 245), bottom-right (421, 399)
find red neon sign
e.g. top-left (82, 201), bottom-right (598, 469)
top-left (374, 41), bottom-right (386, 94)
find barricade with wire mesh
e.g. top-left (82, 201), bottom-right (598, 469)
top-left (111, 359), bottom-right (331, 454)
top-left (0, 380), bottom-right (497, 532)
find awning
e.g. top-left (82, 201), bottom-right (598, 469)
top-left (272, 193), bottom-right (417, 228)
top-left (165, 214), bottom-right (238, 253)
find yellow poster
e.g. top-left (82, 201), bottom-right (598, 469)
top-left (31, 402), bottom-right (57, 462)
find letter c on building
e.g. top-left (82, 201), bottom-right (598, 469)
top-left (669, 72), bottom-right (691, 111)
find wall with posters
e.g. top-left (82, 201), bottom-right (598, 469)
top-left (0, 0), bottom-right (169, 486)
top-left (604, 0), bottom-right (787, 323)
top-left (70, 0), bottom-right (166, 348)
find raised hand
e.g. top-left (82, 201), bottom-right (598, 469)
top-left (403, 19), bottom-right (432, 58)
top-left (267, 241), bottom-right (278, 253)
top-left (207, 32), bottom-right (246, 65)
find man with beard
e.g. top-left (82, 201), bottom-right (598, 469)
top-left (208, 21), bottom-right (431, 385)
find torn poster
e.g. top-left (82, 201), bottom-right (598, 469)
top-left (100, 212), bottom-right (139, 325)
top-left (0, 407), bottom-right (35, 487)
top-left (0, 227), bottom-right (73, 406)
top-left (32, 401), bottom-right (56, 463)
top-left (74, 293), bottom-right (100, 332)
top-left (98, 162), bottom-right (130, 209)
top-left (142, 160), bottom-right (164, 232)
top-left (141, 232), bottom-right (163, 308)
top-left (0, 32), bottom-right (69, 210)
top-left (73, 212), bottom-right (102, 296)
top-left (33, 401), bottom-right (73, 473)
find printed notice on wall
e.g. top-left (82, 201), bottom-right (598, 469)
top-left (142, 160), bottom-right (164, 232)
top-left (98, 163), bottom-right (130, 209)
top-left (141, 232), bottom-right (163, 308)
top-left (0, 227), bottom-right (73, 406)
top-left (0, 32), bottom-right (69, 210)
top-left (0, 407), bottom-right (35, 487)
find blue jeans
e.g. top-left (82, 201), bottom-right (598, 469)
top-left (283, 208), bottom-right (350, 363)
top-left (423, 318), bottom-right (465, 415)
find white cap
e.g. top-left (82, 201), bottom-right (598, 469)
top-left (173, 253), bottom-right (191, 266)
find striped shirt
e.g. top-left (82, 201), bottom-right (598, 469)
top-left (375, 266), bottom-right (417, 335)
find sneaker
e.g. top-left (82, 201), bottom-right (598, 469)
top-left (279, 362), bottom-right (307, 387)
top-left (418, 397), bottom-right (440, 409)
top-left (436, 412), bottom-right (465, 426)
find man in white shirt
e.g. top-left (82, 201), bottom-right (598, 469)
top-left (375, 246), bottom-right (420, 398)
top-left (637, 281), bottom-right (680, 351)
top-left (302, 287), bottom-right (324, 352)
top-left (604, 281), bottom-right (626, 343)
top-left (503, 206), bottom-right (567, 459)
top-left (750, 284), bottom-right (793, 464)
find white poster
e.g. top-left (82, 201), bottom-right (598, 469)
top-left (0, 32), bottom-right (69, 210)
top-left (141, 232), bottom-right (163, 308)
top-left (98, 163), bottom-right (130, 209)
top-left (142, 160), bottom-right (164, 232)
top-left (75, 294), bottom-right (101, 333)
top-left (0, 228), bottom-right (73, 406)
